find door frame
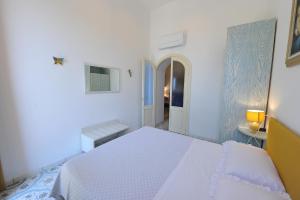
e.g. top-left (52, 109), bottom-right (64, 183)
top-left (141, 59), bottom-right (156, 127)
top-left (155, 54), bottom-right (192, 135)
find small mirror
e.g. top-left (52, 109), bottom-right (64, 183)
top-left (85, 64), bottom-right (120, 93)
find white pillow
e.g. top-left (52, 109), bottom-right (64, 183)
top-left (213, 175), bottom-right (291, 200)
top-left (220, 141), bottom-right (285, 192)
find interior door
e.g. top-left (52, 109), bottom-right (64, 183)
top-left (142, 60), bottom-right (155, 127)
top-left (169, 59), bottom-right (187, 134)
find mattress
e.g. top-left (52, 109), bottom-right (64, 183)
top-left (51, 127), bottom-right (221, 200)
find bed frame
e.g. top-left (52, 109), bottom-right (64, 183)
top-left (266, 118), bottom-right (300, 200)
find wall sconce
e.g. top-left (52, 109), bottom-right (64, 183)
top-left (53, 57), bottom-right (64, 65)
top-left (128, 69), bottom-right (132, 78)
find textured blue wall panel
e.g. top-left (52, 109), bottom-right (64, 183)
top-left (219, 19), bottom-right (276, 144)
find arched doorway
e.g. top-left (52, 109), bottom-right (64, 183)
top-left (142, 54), bottom-right (192, 135)
top-left (155, 58), bottom-right (171, 131)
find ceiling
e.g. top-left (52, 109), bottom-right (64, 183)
top-left (139, 0), bottom-right (175, 10)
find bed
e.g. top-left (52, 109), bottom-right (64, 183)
top-left (51, 118), bottom-right (300, 200)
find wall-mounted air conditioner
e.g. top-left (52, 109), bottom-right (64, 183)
top-left (159, 32), bottom-right (186, 50)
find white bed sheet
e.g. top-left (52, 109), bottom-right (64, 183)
top-left (154, 139), bottom-right (222, 200)
top-left (51, 127), bottom-right (221, 200)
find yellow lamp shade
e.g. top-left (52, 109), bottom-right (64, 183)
top-left (246, 110), bottom-right (265, 132)
top-left (246, 110), bottom-right (265, 123)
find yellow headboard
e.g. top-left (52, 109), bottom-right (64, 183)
top-left (266, 118), bottom-right (300, 200)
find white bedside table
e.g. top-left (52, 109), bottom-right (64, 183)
top-left (238, 125), bottom-right (267, 148)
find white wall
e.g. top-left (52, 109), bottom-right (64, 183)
top-left (150, 0), bottom-right (278, 141)
top-left (269, 0), bottom-right (300, 135)
top-left (0, 0), bottom-right (149, 182)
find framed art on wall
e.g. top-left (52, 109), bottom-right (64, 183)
top-left (286, 0), bottom-right (300, 67)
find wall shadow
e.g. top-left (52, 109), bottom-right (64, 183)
top-left (0, 4), bottom-right (29, 183)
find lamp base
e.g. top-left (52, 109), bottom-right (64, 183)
top-left (248, 122), bottom-right (260, 133)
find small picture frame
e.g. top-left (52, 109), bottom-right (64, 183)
top-left (286, 0), bottom-right (300, 67)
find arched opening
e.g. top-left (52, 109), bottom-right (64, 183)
top-left (156, 58), bottom-right (171, 130)
top-left (142, 54), bottom-right (191, 135)
top-left (155, 55), bottom-right (191, 135)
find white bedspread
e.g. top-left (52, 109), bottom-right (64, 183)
top-left (154, 139), bottom-right (222, 200)
top-left (51, 127), bottom-right (221, 200)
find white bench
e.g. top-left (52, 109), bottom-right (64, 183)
top-left (81, 120), bottom-right (129, 152)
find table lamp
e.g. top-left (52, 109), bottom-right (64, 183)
top-left (246, 110), bottom-right (265, 133)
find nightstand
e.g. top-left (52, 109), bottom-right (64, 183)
top-left (238, 125), bottom-right (267, 148)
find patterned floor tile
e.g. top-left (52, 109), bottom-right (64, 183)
top-left (0, 163), bottom-right (62, 200)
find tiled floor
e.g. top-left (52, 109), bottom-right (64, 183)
top-left (0, 163), bottom-right (62, 200)
top-left (156, 119), bottom-right (169, 131)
